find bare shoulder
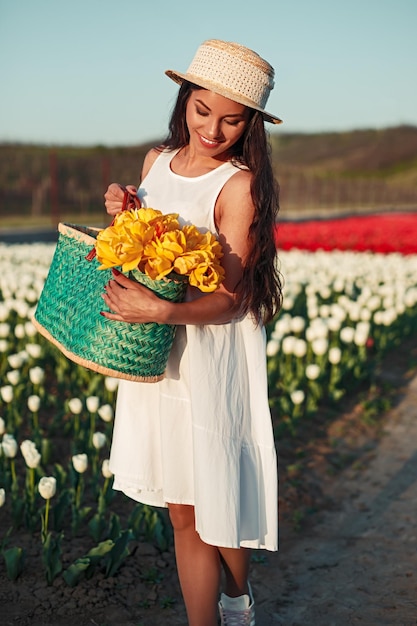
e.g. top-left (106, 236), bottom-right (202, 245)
top-left (224, 167), bottom-right (253, 194)
top-left (216, 168), bottom-right (254, 223)
top-left (141, 147), bottom-right (163, 179)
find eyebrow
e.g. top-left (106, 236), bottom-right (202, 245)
top-left (195, 98), bottom-right (246, 118)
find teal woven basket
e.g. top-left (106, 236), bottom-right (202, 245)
top-left (33, 223), bottom-right (188, 382)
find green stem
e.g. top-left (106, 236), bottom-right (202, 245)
top-left (42, 499), bottom-right (50, 542)
top-left (29, 468), bottom-right (35, 500)
top-left (32, 410), bottom-right (39, 432)
top-left (10, 459), bottom-right (18, 490)
top-left (89, 412), bottom-right (96, 446)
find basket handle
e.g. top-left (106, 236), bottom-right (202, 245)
top-left (85, 187), bottom-right (140, 261)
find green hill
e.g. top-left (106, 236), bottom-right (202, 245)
top-left (0, 126), bottom-right (416, 228)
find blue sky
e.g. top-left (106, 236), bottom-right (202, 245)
top-left (0, 0), bottom-right (416, 146)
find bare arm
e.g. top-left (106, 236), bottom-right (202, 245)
top-left (101, 169), bottom-right (255, 325)
top-left (103, 148), bottom-right (161, 216)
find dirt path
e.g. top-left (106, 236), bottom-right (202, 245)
top-left (253, 372), bottom-right (417, 626)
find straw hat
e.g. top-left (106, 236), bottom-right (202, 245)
top-left (165, 39), bottom-right (282, 124)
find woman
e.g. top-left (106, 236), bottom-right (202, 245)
top-left (103, 39), bottom-right (283, 626)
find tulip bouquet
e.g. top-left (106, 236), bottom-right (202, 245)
top-left (94, 207), bottom-right (225, 293)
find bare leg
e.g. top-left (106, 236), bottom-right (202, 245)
top-left (169, 504), bottom-right (220, 626)
top-left (218, 546), bottom-right (252, 597)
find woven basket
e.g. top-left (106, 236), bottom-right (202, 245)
top-left (32, 223), bottom-right (188, 382)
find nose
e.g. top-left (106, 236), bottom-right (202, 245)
top-left (205, 118), bottom-right (222, 139)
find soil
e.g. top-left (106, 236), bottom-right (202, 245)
top-left (2, 339), bottom-right (417, 626)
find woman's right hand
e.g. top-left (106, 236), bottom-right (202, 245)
top-left (104, 183), bottom-right (139, 216)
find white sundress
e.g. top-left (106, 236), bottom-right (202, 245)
top-left (109, 149), bottom-right (278, 551)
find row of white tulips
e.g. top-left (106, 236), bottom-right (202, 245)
top-left (266, 249), bottom-right (417, 428)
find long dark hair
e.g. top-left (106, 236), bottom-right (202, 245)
top-left (162, 81), bottom-right (283, 324)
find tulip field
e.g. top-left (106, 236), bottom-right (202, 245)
top-left (0, 210), bottom-right (417, 590)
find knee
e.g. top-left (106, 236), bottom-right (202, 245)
top-left (168, 504), bottom-right (195, 532)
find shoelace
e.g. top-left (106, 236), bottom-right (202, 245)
top-left (220, 606), bottom-right (255, 626)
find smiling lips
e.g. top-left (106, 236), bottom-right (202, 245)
top-left (198, 133), bottom-right (222, 148)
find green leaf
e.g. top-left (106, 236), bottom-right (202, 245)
top-left (3, 546), bottom-right (25, 581)
top-left (88, 513), bottom-right (107, 543)
top-left (63, 557), bottom-right (91, 587)
top-left (53, 489), bottom-right (72, 532)
top-left (42, 531), bottom-right (63, 585)
top-left (107, 512), bottom-right (121, 541)
top-left (87, 539), bottom-right (114, 560)
top-left (104, 530), bottom-right (132, 578)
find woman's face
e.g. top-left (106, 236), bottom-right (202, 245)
top-left (185, 89), bottom-right (250, 159)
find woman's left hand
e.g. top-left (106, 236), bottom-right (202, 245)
top-left (101, 270), bottom-right (166, 324)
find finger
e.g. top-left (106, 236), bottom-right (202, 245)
top-left (100, 310), bottom-right (124, 322)
top-left (110, 268), bottom-right (135, 288)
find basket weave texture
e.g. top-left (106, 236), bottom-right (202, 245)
top-left (33, 223), bottom-right (188, 382)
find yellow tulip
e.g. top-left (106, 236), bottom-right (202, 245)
top-left (93, 207), bottom-right (225, 291)
top-left (189, 262), bottom-right (225, 292)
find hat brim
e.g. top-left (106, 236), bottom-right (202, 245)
top-left (165, 69), bottom-right (282, 125)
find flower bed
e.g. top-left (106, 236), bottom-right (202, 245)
top-left (0, 226), bottom-right (417, 589)
top-left (276, 212), bottom-right (417, 254)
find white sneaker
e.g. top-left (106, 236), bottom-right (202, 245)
top-left (218, 582), bottom-right (255, 625)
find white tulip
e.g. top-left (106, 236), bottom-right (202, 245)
top-left (14, 324), bottom-right (26, 339)
top-left (6, 370), bottom-right (20, 386)
top-left (328, 346), bottom-right (342, 365)
top-left (92, 432), bottom-right (106, 450)
top-left (293, 339), bottom-right (307, 358)
top-left (319, 304), bottom-right (330, 318)
top-left (330, 303), bottom-right (347, 322)
top-left (305, 364), bottom-right (321, 380)
top-left (29, 366), bottom-right (45, 385)
top-left (0, 303), bottom-right (9, 322)
top-left (360, 308), bottom-right (372, 321)
top-left (0, 322), bottom-right (10, 338)
top-left (373, 311), bottom-right (384, 325)
top-left (38, 476), bottom-right (57, 500)
top-left (0, 385), bottom-right (13, 403)
top-left (340, 326), bottom-right (355, 344)
top-left (68, 398), bottom-right (83, 415)
top-left (14, 300), bottom-right (29, 318)
top-left (86, 396), bottom-right (100, 413)
top-left (0, 417), bottom-right (5, 435)
top-left (98, 404), bottom-right (114, 423)
top-left (290, 390), bottom-right (305, 405)
top-left (367, 295), bottom-right (381, 311)
top-left (289, 316), bottom-right (306, 333)
top-left (266, 339), bottom-right (280, 357)
top-left (2, 434), bottom-right (18, 458)
top-left (104, 377), bottom-right (119, 393)
top-left (347, 303), bottom-right (361, 322)
top-left (20, 440), bottom-right (41, 469)
top-left (102, 459), bottom-right (113, 479)
top-left (26, 343), bottom-right (42, 359)
top-left (24, 321), bottom-right (38, 337)
top-left (27, 395), bottom-right (41, 412)
top-left (311, 338), bottom-right (328, 356)
top-left (72, 453), bottom-right (88, 473)
top-left (282, 335), bottom-right (297, 355)
top-left (0, 340), bottom-right (8, 353)
top-left (327, 317), bottom-right (341, 332)
top-left (319, 287), bottom-right (331, 299)
top-left (7, 353), bottom-right (24, 369)
top-left (282, 296), bottom-right (294, 311)
top-left (0, 488), bottom-right (5, 507)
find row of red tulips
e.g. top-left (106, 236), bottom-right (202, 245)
top-left (276, 212), bottom-right (417, 254)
